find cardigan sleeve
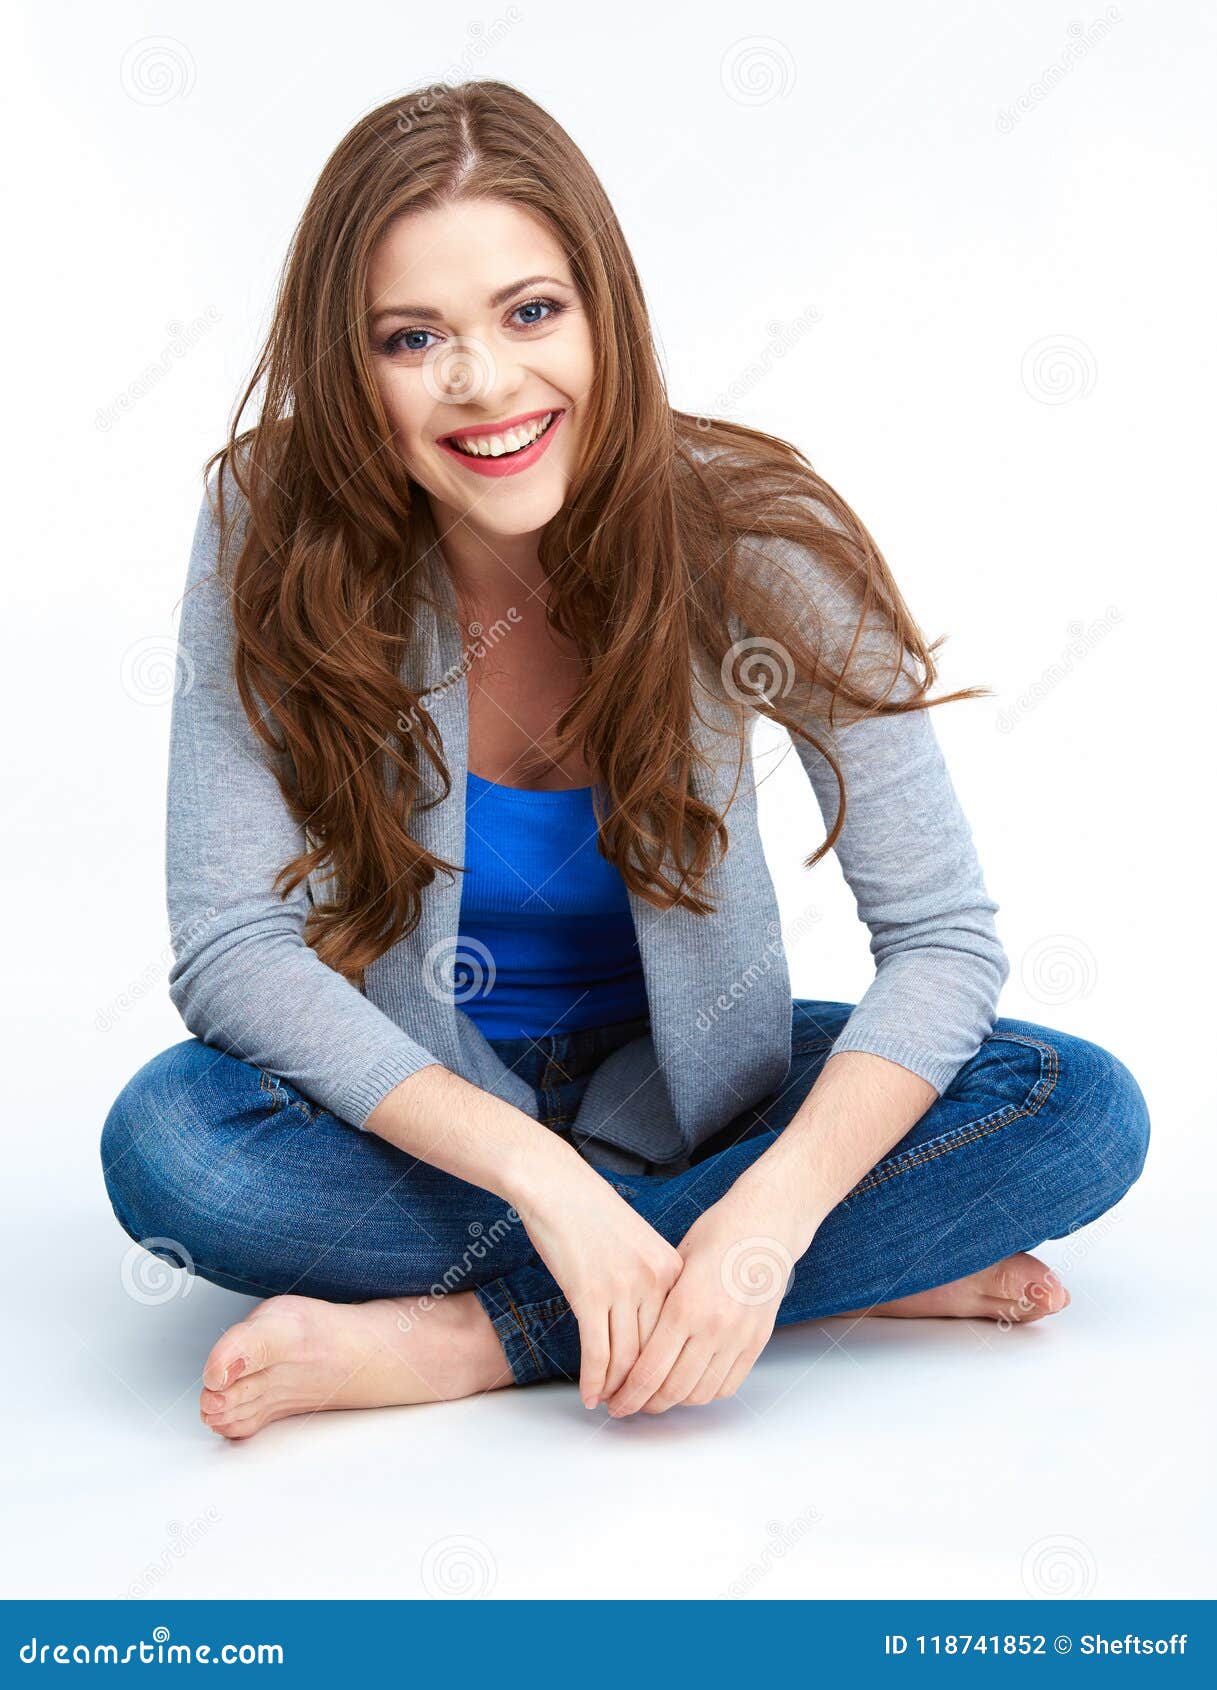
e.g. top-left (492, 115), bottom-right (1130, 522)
top-left (792, 697), bottom-right (1010, 1095)
top-left (746, 515), bottom-right (1009, 1096)
top-left (164, 475), bottom-right (444, 1130)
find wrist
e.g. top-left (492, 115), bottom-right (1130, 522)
top-left (726, 1147), bottom-right (832, 1251)
top-left (500, 1124), bottom-right (585, 1214)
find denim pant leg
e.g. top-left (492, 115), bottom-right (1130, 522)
top-left (473, 998), bottom-right (1152, 1386)
top-left (100, 1039), bottom-right (545, 1304)
top-left (100, 1018), bottom-right (652, 1393)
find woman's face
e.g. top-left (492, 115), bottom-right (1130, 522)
top-left (365, 196), bottom-right (595, 541)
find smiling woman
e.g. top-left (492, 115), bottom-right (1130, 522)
top-left (364, 205), bottom-right (591, 499)
top-left (99, 77), bottom-right (1150, 1442)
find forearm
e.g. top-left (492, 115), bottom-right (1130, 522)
top-left (363, 1063), bottom-right (580, 1210)
top-left (729, 1050), bottom-right (939, 1248)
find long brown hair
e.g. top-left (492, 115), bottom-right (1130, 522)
top-left (200, 79), bottom-right (989, 988)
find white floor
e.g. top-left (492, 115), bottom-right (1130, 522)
top-left (6, 1164), bottom-right (1210, 1601)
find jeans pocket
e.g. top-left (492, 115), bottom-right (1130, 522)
top-left (844, 1029), bottom-right (1059, 1200)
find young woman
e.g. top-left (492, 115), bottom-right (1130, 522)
top-left (100, 80), bottom-right (1150, 1441)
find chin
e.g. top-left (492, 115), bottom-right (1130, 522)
top-left (465, 489), bottom-right (567, 536)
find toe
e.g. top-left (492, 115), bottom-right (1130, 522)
top-left (987, 1253), bottom-right (1069, 1321)
top-left (204, 1401), bottom-right (266, 1438)
top-left (209, 1419), bottom-right (252, 1441)
top-left (1024, 1269), bottom-right (1069, 1315)
top-left (203, 1319), bottom-right (269, 1392)
top-left (988, 1253), bottom-right (1037, 1302)
top-left (202, 1374), bottom-right (264, 1417)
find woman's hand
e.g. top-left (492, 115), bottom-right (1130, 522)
top-left (600, 1174), bottom-right (820, 1417)
top-left (511, 1149), bottom-right (685, 1409)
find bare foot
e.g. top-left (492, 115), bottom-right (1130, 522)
top-left (837, 1251), bottom-right (1070, 1324)
top-left (198, 1289), bottom-right (510, 1440)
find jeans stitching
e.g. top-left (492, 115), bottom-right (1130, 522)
top-left (523, 1295), bottom-right (570, 1320)
top-left (498, 1285), bottom-right (543, 1376)
top-left (258, 1068), bottom-right (318, 1123)
top-left (843, 1033), bottom-right (1061, 1199)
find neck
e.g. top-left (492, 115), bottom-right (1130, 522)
top-left (426, 496), bottom-right (549, 624)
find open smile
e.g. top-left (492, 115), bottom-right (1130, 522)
top-left (435, 408), bottom-right (566, 478)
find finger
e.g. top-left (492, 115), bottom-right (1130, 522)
top-left (713, 1347), bottom-right (761, 1401)
top-left (639, 1338), bottom-right (715, 1413)
top-left (605, 1318), bottom-right (687, 1418)
top-left (578, 1306), bottom-right (611, 1409)
top-left (635, 1286), bottom-right (668, 1355)
top-left (682, 1350), bottom-right (735, 1407)
top-left (599, 1301), bottom-right (642, 1404)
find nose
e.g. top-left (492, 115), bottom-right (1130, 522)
top-left (429, 334), bottom-right (528, 413)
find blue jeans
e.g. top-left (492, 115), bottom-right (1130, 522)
top-left (99, 1000), bottom-right (1150, 1388)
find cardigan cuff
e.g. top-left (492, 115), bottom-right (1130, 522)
top-left (825, 1028), bottom-right (972, 1098)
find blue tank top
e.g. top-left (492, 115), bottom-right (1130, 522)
top-left (454, 770), bottom-right (650, 1040)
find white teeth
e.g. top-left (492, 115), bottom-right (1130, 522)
top-left (449, 411), bottom-right (554, 457)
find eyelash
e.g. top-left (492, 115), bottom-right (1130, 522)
top-left (380, 297), bottom-right (567, 356)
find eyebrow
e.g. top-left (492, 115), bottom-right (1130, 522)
top-left (370, 275), bottom-right (569, 327)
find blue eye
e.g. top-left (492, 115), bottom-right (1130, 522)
top-left (381, 297), bottom-right (566, 357)
top-left (513, 298), bottom-right (561, 327)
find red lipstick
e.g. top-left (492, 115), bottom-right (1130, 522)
top-left (436, 408), bottom-right (565, 479)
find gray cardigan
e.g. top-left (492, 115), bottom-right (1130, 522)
top-left (166, 474), bottom-right (1009, 1176)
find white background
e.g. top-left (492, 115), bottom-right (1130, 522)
top-left (4, 0), bottom-right (1213, 1602)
